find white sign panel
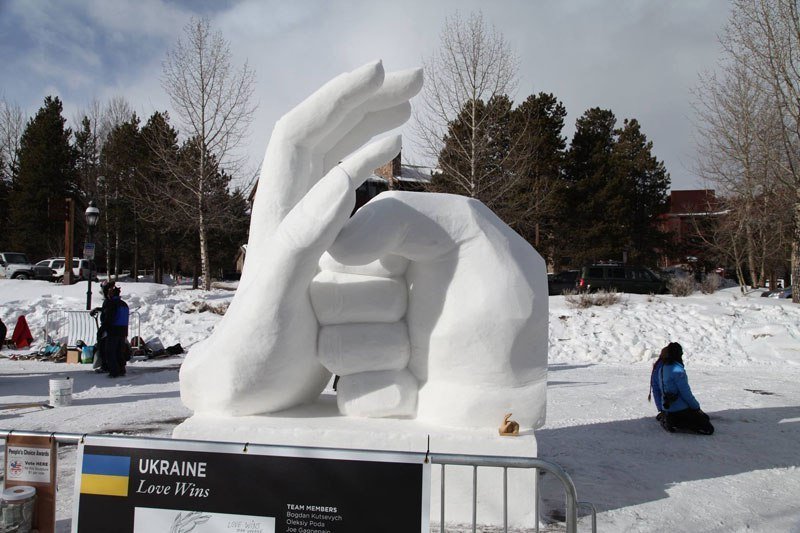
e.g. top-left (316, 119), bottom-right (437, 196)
top-left (5, 445), bottom-right (53, 483)
top-left (83, 242), bottom-right (95, 260)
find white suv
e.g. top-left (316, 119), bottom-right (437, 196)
top-left (35, 257), bottom-right (96, 282)
top-left (0, 252), bottom-right (36, 279)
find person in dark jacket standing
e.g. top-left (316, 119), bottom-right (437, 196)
top-left (649, 342), bottom-right (714, 435)
top-left (91, 280), bottom-right (130, 378)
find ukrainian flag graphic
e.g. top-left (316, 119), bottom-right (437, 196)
top-left (80, 454), bottom-right (131, 497)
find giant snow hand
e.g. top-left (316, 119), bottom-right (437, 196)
top-left (312, 192), bottom-right (548, 429)
top-left (180, 61), bottom-right (424, 415)
top-left (180, 61), bottom-right (549, 430)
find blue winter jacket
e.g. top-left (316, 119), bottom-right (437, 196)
top-left (651, 361), bottom-right (700, 412)
top-left (100, 295), bottom-right (129, 337)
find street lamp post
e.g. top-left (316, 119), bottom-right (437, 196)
top-left (85, 200), bottom-right (100, 311)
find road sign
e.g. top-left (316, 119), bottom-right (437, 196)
top-left (83, 243), bottom-right (95, 260)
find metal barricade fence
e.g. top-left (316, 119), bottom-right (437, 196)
top-left (0, 429), bottom-right (596, 533)
top-left (44, 309), bottom-right (141, 348)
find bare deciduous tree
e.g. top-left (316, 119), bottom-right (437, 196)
top-left (0, 97), bottom-right (25, 178)
top-left (693, 60), bottom-right (789, 289)
top-left (724, 0), bottom-right (800, 302)
top-left (415, 12), bottom-right (522, 202)
top-left (99, 96), bottom-right (133, 144)
top-left (161, 16), bottom-right (256, 290)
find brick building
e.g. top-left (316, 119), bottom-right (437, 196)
top-left (354, 152), bottom-right (431, 210)
top-left (657, 189), bottom-right (722, 267)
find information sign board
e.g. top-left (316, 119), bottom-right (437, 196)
top-left (83, 242), bottom-right (95, 260)
top-left (72, 436), bottom-right (430, 533)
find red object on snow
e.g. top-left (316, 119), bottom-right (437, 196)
top-left (11, 315), bottom-right (33, 349)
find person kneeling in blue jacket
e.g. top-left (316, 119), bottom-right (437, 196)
top-left (649, 342), bottom-right (714, 435)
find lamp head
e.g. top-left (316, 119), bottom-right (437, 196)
top-left (85, 200), bottom-right (100, 227)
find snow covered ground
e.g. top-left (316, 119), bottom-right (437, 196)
top-left (1, 279), bottom-right (799, 532)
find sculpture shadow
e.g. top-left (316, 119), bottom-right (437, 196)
top-left (536, 405), bottom-right (800, 513)
top-left (549, 363), bottom-right (595, 372)
top-left (547, 363), bottom-right (603, 388)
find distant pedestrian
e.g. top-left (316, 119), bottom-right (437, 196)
top-left (90, 280), bottom-right (130, 378)
top-left (649, 342), bottom-right (714, 435)
top-left (0, 317), bottom-right (6, 350)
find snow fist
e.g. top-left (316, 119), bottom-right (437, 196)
top-left (313, 192), bottom-right (549, 429)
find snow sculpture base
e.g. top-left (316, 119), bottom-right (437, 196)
top-left (173, 393), bottom-right (539, 529)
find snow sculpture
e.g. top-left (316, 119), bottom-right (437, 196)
top-left (180, 61), bottom-right (549, 429)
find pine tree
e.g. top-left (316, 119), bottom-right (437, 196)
top-left (611, 119), bottom-right (670, 264)
top-left (432, 95), bottom-right (520, 214)
top-left (138, 111), bottom-right (182, 283)
top-left (558, 107), bottom-right (619, 265)
top-left (74, 116), bottom-right (100, 200)
top-left (9, 96), bottom-right (77, 259)
top-left (206, 186), bottom-right (249, 280)
top-left (101, 114), bottom-right (145, 277)
top-left (509, 92), bottom-right (567, 251)
top-left (557, 110), bottom-right (671, 268)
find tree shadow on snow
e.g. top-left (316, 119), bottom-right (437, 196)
top-left (0, 366), bottom-right (181, 397)
top-left (70, 390), bottom-right (180, 406)
top-left (536, 405), bottom-right (800, 513)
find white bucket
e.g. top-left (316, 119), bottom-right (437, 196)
top-left (1, 485), bottom-right (36, 533)
top-left (49, 377), bottom-right (72, 407)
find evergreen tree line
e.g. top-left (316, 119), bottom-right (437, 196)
top-left (431, 93), bottom-right (671, 270)
top-left (0, 95), bottom-right (249, 285)
top-left (2, 91), bottom-right (670, 285)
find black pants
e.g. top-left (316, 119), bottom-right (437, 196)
top-left (660, 409), bottom-right (714, 435)
top-left (103, 335), bottom-right (127, 377)
top-left (0, 319), bottom-right (6, 350)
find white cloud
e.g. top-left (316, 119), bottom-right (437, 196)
top-left (1, 0), bottom-right (730, 189)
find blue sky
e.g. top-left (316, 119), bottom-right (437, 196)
top-left (0, 0), bottom-right (730, 189)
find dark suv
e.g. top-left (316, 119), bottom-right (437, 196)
top-left (576, 264), bottom-right (667, 294)
top-left (548, 270), bottom-right (579, 295)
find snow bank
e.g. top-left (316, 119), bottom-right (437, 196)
top-left (548, 288), bottom-right (800, 367)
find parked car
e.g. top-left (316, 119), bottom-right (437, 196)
top-left (576, 263), bottom-right (667, 294)
top-left (35, 257), bottom-right (97, 283)
top-left (0, 252), bottom-right (36, 280)
top-left (765, 287), bottom-right (793, 299)
top-left (32, 260), bottom-right (56, 280)
top-left (548, 270), bottom-right (579, 295)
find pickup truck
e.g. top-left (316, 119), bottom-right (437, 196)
top-left (0, 252), bottom-right (36, 280)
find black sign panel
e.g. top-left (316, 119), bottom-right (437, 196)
top-left (72, 436), bottom-right (429, 533)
